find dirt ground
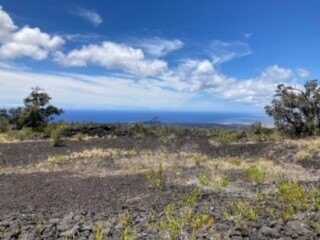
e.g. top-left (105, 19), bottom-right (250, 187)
top-left (1, 136), bottom-right (320, 239)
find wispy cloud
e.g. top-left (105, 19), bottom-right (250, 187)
top-left (73, 8), bottom-right (103, 27)
top-left (208, 40), bottom-right (252, 64)
top-left (296, 68), bottom-right (311, 78)
top-left (135, 38), bottom-right (184, 57)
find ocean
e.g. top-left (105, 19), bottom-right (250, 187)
top-left (57, 110), bottom-right (272, 125)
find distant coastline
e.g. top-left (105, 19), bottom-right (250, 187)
top-left (57, 110), bottom-right (272, 126)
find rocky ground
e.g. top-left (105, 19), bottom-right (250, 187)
top-left (0, 135), bottom-right (320, 239)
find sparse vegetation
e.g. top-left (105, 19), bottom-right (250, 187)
top-left (145, 162), bottom-right (166, 190)
top-left (1, 88), bottom-right (320, 239)
top-left (229, 200), bottom-right (259, 222)
top-left (245, 165), bottom-right (267, 184)
top-left (50, 125), bottom-right (66, 147)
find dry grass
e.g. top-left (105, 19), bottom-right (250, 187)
top-left (1, 143), bottom-right (319, 193)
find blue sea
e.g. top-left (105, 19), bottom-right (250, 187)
top-left (57, 110), bottom-right (272, 125)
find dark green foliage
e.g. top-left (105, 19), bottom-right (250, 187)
top-left (18, 87), bottom-right (63, 129)
top-left (1, 88), bottom-right (63, 130)
top-left (0, 116), bottom-right (9, 133)
top-left (266, 80), bottom-right (320, 137)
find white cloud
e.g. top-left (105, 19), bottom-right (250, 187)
top-left (0, 67), bottom-right (191, 110)
top-left (136, 38), bottom-right (184, 57)
top-left (209, 40), bottom-right (252, 64)
top-left (0, 6), bottom-right (65, 60)
top-left (222, 65), bottom-right (297, 104)
top-left (55, 41), bottom-right (168, 77)
top-left (162, 59), bottom-right (228, 92)
top-left (159, 61), bottom-right (300, 105)
top-left (296, 68), bottom-right (311, 78)
top-left (74, 8), bottom-right (103, 27)
top-left (0, 6), bottom-right (17, 40)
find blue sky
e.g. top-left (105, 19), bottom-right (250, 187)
top-left (0, 0), bottom-right (318, 113)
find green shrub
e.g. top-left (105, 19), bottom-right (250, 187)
top-left (50, 125), bottom-right (66, 147)
top-left (230, 200), bottom-right (259, 221)
top-left (277, 181), bottom-right (308, 211)
top-left (245, 165), bottom-right (266, 184)
top-left (0, 117), bottom-right (10, 133)
top-left (145, 163), bottom-right (166, 191)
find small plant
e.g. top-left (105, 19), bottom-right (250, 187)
top-left (230, 200), bottom-right (259, 222)
top-left (212, 129), bottom-right (242, 145)
top-left (191, 213), bottom-right (215, 235)
top-left (160, 203), bottom-right (185, 240)
top-left (245, 165), bottom-right (266, 184)
top-left (229, 158), bottom-right (242, 166)
top-left (198, 173), bottom-right (230, 190)
top-left (120, 212), bottom-right (137, 240)
top-left (183, 188), bottom-right (202, 208)
top-left (94, 224), bottom-right (106, 240)
top-left (50, 125), bottom-right (66, 147)
top-left (158, 188), bottom-right (204, 239)
top-left (277, 181), bottom-right (308, 211)
top-left (145, 163), bottom-right (166, 190)
top-left (47, 155), bottom-right (69, 166)
top-left (0, 117), bottom-right (9, 133)
top-left (296, 150), bottom-right (312, 161)
top-left (197, 173), bottom-right (211, 187)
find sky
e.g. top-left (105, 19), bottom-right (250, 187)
top-left (0, 0), bottom-right (318, 113)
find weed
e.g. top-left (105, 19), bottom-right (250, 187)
top-left (191, 213), bottom-right (214, 233)
top-left (277, 181), bottom-right (308, 211)
top-left (145, 163), bottom-right (166, 190)
top-left (158, 188), bottom-right (204, 239)
top-left (94, 224), bottom-right (106, 240)
top-left (120, 212), bottom-right (137, 240)
top-left (160, 203), bottom-right (185, 240)
top-left (198, 173), bottom-right (230, 190)
top-left (245, 165), bottom-right (266, 184)
top-left (276, 181), bottom-right (310, 221)
top-left (229, 158), bottom-right (242, 166)
top-left (47, 155), bottom-right (69, 166)
top-left (197, 173), bottom-right (211, 187)
top-left (0, 117), bottom-right (9, 133)
top-left (51, 125), bottom-right (66, 147)
top-left (183, 188), bottom-right (202, 208)
top-left (230, 200), bottom-right (259, 222)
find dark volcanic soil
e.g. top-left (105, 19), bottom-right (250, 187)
top-left (0, 136), bottom-right (271, 167)
top-left (1, 137), bottom-right (319, 239)
top-left (0, 171), bottom-right (192, 216)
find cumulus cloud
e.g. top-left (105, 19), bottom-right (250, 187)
top-left (54, 41), bottom-right (168, 77)
top-left (0, 6), bottom-right (311, 109)
top-left (162, 59), bottom-right (228, 92)
top-left (209, 40), bottom-right (252, 64)
top-left (0, 6), bottom-right (17, 40)
top-left (0, 6), bottom-right (64, 60)
top-left (160, 61), bottom-right (300, 105)
top-left (222, 65), bottom-right (297, 104)
top-left (73, 8), bottom-right (103, 27)
top-left (136, 38), bottom-right (184, 57)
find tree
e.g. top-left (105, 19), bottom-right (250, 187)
top-left (265, 80), bottom-right (320, 137)
top-left (17, 87), bottom-right (63, 129)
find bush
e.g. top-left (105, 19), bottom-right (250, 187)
top-left (245, 165), bottom-right (266, 184)
top-left (50, 125), bottom-right (66, 147)
top-left (0, 117), bottom-right (10, 133)
top-left (266, 80), bottom-right (320, 137)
